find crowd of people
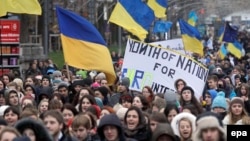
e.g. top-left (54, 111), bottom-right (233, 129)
top-left (0, 31), bottom-right (250, 141)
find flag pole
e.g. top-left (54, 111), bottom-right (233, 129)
top-left (65, 62), bottom-right (71, 82)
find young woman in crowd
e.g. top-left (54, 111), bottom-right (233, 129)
top-left (132, 95), bottom-right (150, 112)
top-left (79, 95), bottom-right (97, 113)
top-left (61, 103), bottom-right (78, 126)
top-left (0, 80), bottom-right (6, 91)
top-left (171, 112), bottom-right (196, 141)
top-left (123, 106), bottom-right (152, 141)
top-left (236, 83), bottom-right (250, 98)
top-left (72, 87), bottom-right (94, 109)
top-left (164, 104), bottom-right (179, 123)
top-left (142, 86), bottom-right (154, 103)
top-left (174, 79), bottom-right (187, 96)
top-left (38, 99), bottom-right (49, 115)
top-left (180, 86), bottom-right (203, 114)
top-left (223, 97), bottom-right (250, 126)
top-left (24, 84), bottom-right (37, 100)
top-left (2, 74), bottom-right (11, 86)
top-left (24, 76), bottom-right (36, 86)
top-left (0, 90), bottom-right (6, 106)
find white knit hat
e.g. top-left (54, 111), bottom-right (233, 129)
top-left (116, 107), bottom-right (128, 120)
top-left (0, 105), bottom-right (10, 116)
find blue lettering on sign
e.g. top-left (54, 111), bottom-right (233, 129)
top-left (122, 68), bottom-right (153, 90)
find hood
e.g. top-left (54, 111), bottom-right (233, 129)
top-left (152, 123), bottom-right (175, 141)
top-left (24, 84), bottom-right (37, 95)
top-left (38, 86), bottom-right (53, 101)
top-left (171, 112), bottom-right (196, 138)
top-left (15, 118), bottom-right (53, 141)
top-left (97, 114), bottom-right (126, 141)
top-left (207, 89), bottom-right (217, 102)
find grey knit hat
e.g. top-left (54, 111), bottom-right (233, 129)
top-left (164, 89), bottom-right (177, 104)
top-left (120, 77), bottom-right (130, 88)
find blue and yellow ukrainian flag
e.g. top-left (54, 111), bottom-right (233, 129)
top-left (56, 7), bottom-right (116, 84)
top-left (109, 0), bottom-right (155, 40)
top-left (218, 43), bottom-right (228, 59)
top-left (218, 26), bottom-right (224, 43)
top-left (179, 19), bottom-right (203, 56)
top-left (187, 10), bottom-right (198, 27)
top-left (222, 22), bottom-right (238, 43)
top-left (227, 41), bottom-right (243, 59)
top-left (0, 0), bottom-right (41, 16)
top-left (147, 0), bottom-right (167, 18)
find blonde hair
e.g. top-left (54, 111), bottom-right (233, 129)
top-left (38, 99), bottom-right (49, 113)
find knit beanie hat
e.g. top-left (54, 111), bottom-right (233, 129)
top-left (164, 89), bottom-right (177, 105)
top-left (116, 107), bottom-right (128, 120)
top-left (95, 97), bottom-right (104, 109)
top-left (113, 103), bottom-right (123, 112)
top-left (0, 105), bottom-right (9, 116)
top-left (57, 82), bottom-right (69, 90)
top-left (181, 86), bottom-right (194, 96)
top-left (96, 72), bottom-right (106, 80)
top-left (76, 70), bottom-right (87, 79)
top-left (193, 112), bottom-right (226, 141)
top-left (52, 70), bottom-right (62, 77)
top-left (91, 82), bottom-right (100, 89)
top-left (207, 89), bottom-right (217, 102)
top-left (230, 97), bottom-right (244, 107)
top-left (211, 91), bottom-right (227, 110)
top-left (47, 69), bottom-right (55, 75)
top-left (120, 77), bottom-right (130, 88)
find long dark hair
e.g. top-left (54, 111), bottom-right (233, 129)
top-left (180, 86), bottom-right (203, 114)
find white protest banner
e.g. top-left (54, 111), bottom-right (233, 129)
top-left (150, 38), bottom-right (187, 55)
top-left (121, 38), bottom-right (208, 99)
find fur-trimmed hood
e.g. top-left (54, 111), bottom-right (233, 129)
top-left (171, 112), bottom-right (196, 138)
top-left (15, 118), bottom-right (53, 141)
